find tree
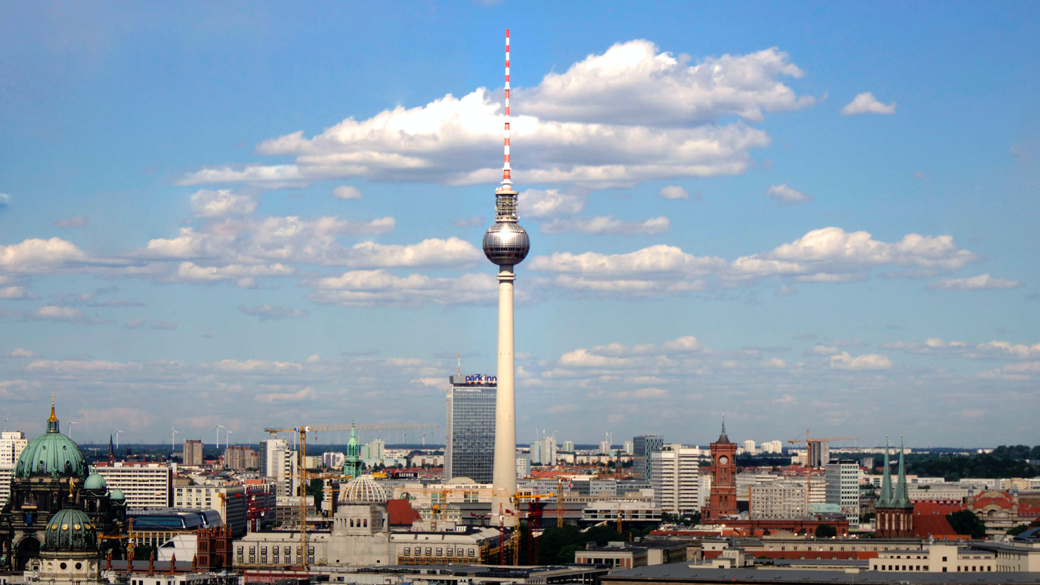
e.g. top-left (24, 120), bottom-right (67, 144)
top-left (1008, 524), bottom-right (1030, 536)
top-left (947, 510), bottom-right (987, 539)
top-left (815, 524), bottom-right (837, 538)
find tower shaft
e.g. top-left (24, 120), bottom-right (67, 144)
top-left (492, 266), bottom-right (518, 527)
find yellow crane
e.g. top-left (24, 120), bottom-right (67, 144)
top-left (263, 422), bottom-right (440, 570)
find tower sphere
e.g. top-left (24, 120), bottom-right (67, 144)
top-left (482, 221), bottom-right (529, 266)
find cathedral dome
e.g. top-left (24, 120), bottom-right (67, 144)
top-left (339, 476), bottom-right (387, 504)
top-left (109, 489), bottom-right (125, 504)
top-left (15, 403), bottom-right (88, 480)
top-left (44, 509), bottom-right (97, 552)
top-left (83, 473), bottom-right (107, 492)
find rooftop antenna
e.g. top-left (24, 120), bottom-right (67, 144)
top-left (502, 29), bottom-right (511, 187)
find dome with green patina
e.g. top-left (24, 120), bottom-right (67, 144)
top-left (44, 508), bottom-right (97, 552)
top-left (109, 489), bottom-right (125, 504)
top-left (83, 473), bottom-right (107, 492)
top-left (15, 403), bottom-right (88, 480)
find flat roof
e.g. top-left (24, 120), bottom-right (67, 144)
top-left (604, 564), bottom-right (1040, 584)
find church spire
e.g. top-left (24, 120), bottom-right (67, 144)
top-left (895, 435), bottom-right (910, 508)
top-left (716, 413), bottom-right (731, 444)
top-left (878, 436), bottom-right (893, 507)
top-left (46, 394), bottom-right (60, 433)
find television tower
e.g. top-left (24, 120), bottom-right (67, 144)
top-left (483, 29), bottom-right (529, 529)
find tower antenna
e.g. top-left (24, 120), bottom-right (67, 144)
top-left (502, 29), bottom-right (511, 187)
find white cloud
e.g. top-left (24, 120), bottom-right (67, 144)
top-left (54, 217), bottom-right (88, 227)
top-left (766, 184), bottom-right (813, 204)
top-left (239, 304), bottom-right (308, 320)
top-left (518, 189), bottom-right (586, 218)
top-left (540, 216), bottom-right (669, 235)
top-left (531, 245), bottom-right (722, 276)
top-left (0, 238), bottom-right (87, 272)
top-left (178, 42), bottom-right (813, 190)
top-left (344, 238), bottom-right (482, 268)
top-left (808, 345), bottom-right (840, 356)
top-left (828, 352), bottom-right (892, 370)
top-left (333, 186), bottom-right (363, 200)
top-left (0, 193), bottom-right (9, 207)
top-left (305, 270), bottom-right (499, 307)
top-left (190, 189), bottom-right (258, 218)
top-left (26, 359), bottom-right (144, 375)
top-left (0, 286), bottom-right (37, 300)
top-left (30, 306), bottom-right (110, 325)
top-left (518, 43), bottom-right (814, 125)
top-left (172, 261), bottom-right (296, 284)
top-left (7, 348), bottom-right (39, 358)
top-left (928, 273), bottom-right (1022, 290)
top-left (841, 92), bottom-right (896, 116)
top-left (123, 317), bottom-right (147, 330)
top-left (255, 387), bottom-right (319, 403)
top-left (659, 186), bottom-right (690, 200)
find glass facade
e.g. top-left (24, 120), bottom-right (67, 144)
top-left (444, 376), bottom-right (496, 483)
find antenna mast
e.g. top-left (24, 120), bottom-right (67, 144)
top-left (503, 29), bottom-right (511, 186)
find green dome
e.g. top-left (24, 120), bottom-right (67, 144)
top-left (83, 473), bottom-right (107, 491)
top-left (109, 489), bottom-right (125, 503)
top-left (44, 509), bottom-right (97, 552)
top-left (15, 405), bottom-right (87, 480)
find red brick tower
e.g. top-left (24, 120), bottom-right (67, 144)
top-left (702, 419), bottom-right (738, 522)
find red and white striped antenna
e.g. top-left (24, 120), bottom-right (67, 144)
top-left (502, 29), bottom-right (512, 187)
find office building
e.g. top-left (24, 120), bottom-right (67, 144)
top-left (808, 441), bottom-right (830, 469)
top-left (650, 444), bottom-right (701, 514)
top-left (172, 484), bottom-right (248, 536)
top-left (0, 431), bottom-right (28, 507)
top-left (444, 374), bottom-right (496, 483)
top-left (182, 439), bottom-right (204, 466)
top-left (633, 435), bottom-right (664, 481)
top-left (224, 445), bottom-right (259, 470)
top-left (623, 440), bottom-right (634, 455)
top-left (750, 485), bottom-right (807, 518)
top-left (529, 442), bottom-right (542, 465)
top-left (761, 440), bottom-right (784, 454)
top-left (539, 435), bottom-right (557, 466)
top-left (516, 455), bottom-right (530, 479)
top-left (742, 440), bottom-right (756, 455)
top-left (259, 438), bottom-right (296, 497)
top-left (826, 459), bottom-right (861, 529)
top-left (92, 461), bottom-right (172, 508)
top-left (562, 440), bottom-right (575, 453)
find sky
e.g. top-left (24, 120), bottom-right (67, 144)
top-left (1, 1), bottom-right (1038, 449)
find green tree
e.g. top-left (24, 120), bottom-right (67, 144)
top-left (815, 524), bottom-right (837, 538)
top-left (1008, 524), bottom-right (1030, 536)
top-left (947, 510), bottom-right (987, 539)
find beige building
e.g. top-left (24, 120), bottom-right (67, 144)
top-left (91, 461), bottom-right (172, 508)
top-left (870, 543), bottom-right (995, 573)
top-left (172, 484), bottom-right (247, 536)
top-left (182, 440), bottom-right (204, 466)
top-left (750, 484), bottom-right (807, 518)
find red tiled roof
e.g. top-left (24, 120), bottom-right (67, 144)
top-left (914, 501), bottom-right (964, 516)
top-left (913, 512), bottom-right (965, 539)
top-left (386, 499), bottom-right (422, 526)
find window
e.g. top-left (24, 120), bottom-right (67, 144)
top-left (425, 547), bottom-right (432, 556)
top-left (403, 547), bottom-right (410, 556)
top-left (436, 548), bottom-right (443, 556)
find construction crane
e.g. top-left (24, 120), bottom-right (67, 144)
top-left (263, 422), bottom-right (440, 571)
top-left (787, 431), bottom-right (858, 512)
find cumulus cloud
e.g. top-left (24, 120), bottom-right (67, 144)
top-left (305, 270), bottom-right (499, 307)
top-left (659, 186), bottom-right (691, 200)
top-left (828, 352), bottom-right (892, 370)
top-left (6, 348), bottom-right (39, 358)
top-left (841, 92), bottom-right (896, 116)
top-left (190, 189), bottom-right (258, 218)
top-left (927, 274), bottom-right (1022, 290)
top-left (0, 286), bottom-right (38, 300)
top-left (255, 387), bottom-right (319, 403)
top-left (239, 304), bottom-right (308, 320)
top-left (0, 238), bottom-right (87, 272)
top-left (540, 216), bottom-right (669, 235)
top-left (808, 345), bottom-right (840, 356)
top-left (519, 43), bottom-right (814, 125)
top-left (766, 184), bottom-right (813, 204)
top-left (519, 189), bottom-right (586, 218)
top-left (54, 217), bottom-right (88, 227)
top-left (178, 42), bottom-right (813, 190)
top-left (333, 186), bottom-right (363, 200)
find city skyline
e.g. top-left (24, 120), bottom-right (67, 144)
top-left (1, 3), bottom-right (1039, 445)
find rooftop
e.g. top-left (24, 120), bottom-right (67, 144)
top-left (605, 564), bottom-right (1040, 584)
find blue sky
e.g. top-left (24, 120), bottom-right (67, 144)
top-left (1, 1), bottom-right (1038, 448)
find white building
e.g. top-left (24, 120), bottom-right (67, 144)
top-left (741, 440), bottom-right (756, 455)
top-left (650, 444), bottom-right (700, 514)
top-left (172, 484), bottom-right (247, 536)
top-left (91, 462), bottom-right (172, 508)
top-left (516, 455), bottom-right (530, 479)
top-left (750, 484), bottom-right (807, 518)
top-left (323, 452), bottom-right (346, 468)
top-left (0, 431), bottom-right (27, 507)
top-left (760, 440), bottom-right (784, 454)
top-left (825, 459), bottom-right (860, 529)
top-left (599, 440), bottom-right (612, 454)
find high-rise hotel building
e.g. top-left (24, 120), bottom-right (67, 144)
top-left (444, 375), bottom-right (496, 484)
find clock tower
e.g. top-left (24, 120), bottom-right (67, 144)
top-left (702, 419), bottom-right (738, 522)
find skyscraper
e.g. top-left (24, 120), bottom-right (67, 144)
top-left (483, 29), bottom-right (530, 529)
top-left (633, 435), bottom-right (664, 481)
top-left (445, 375), bottom-right (497, 483)
top-left (182, 439), bottom-right (204, 466)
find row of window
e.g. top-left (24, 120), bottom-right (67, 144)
top-left (401, 546), bottom-right (475, 557)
